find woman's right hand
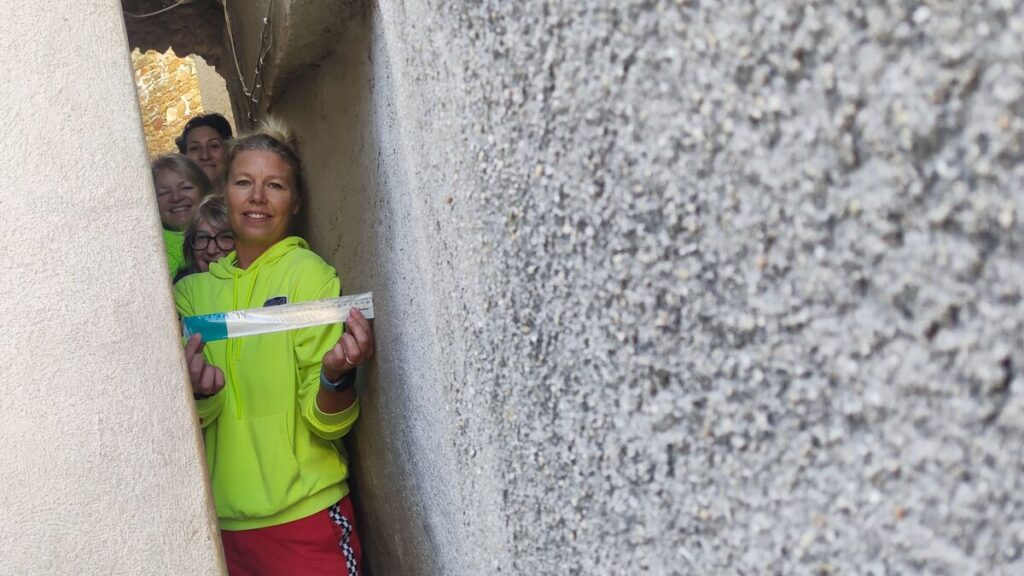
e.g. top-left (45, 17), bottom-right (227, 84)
top-left (184, 333), bottom-right (225, 398)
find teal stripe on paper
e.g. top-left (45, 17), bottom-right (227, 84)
top-left (182, 313), bottom-right (230, 342)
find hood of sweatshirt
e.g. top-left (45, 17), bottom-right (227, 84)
top-left (209, 236), bottom-right (308, 280)
top-left (210, 236), bottom-right (309, 315)
top-left (207, 236), bottom-right (309, 417)
top-left (174, 233), bottom-right (354, 529)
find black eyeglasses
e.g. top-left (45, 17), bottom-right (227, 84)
top-left (189, 231), bottom-right (235, 251)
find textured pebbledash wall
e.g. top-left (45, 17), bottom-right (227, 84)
top-left (1, 1), bottom-right (223, 574)
top-left (280, 1), bottom-right (1024, 573)
top-left (127, 0), bottom-right (1024, 574)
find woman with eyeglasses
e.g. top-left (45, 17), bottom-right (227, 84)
top-left (152, 154), bottom-right (213, 279)
top-left (174, 120), bottom-right (374, 575)
top-left (175, 195), bottom-right (235, 282)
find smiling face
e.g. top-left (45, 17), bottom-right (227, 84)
top-left (191, 220), bottom-right (234, 272)
top-left (155, 169), bottom-right (202, 230)
top-left (226, 150), bottom-right (300, 266)
top-left (185, 126), bottom-right (227, 182)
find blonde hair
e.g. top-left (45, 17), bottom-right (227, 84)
top-left (226, 118), bottom-right (305, 200)
top-left (151, 154), bottom-right (214, 197)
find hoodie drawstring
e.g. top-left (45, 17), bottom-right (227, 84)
top-left (211, 238), bottom-right (305, 420)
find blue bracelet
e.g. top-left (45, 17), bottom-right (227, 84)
top-left (320, 367), bottom-right (357, 392)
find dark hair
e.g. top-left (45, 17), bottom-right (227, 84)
top-left (176, 113), bottom-right (234, 153)
top-left (227, 118), bottom-right (304, 201)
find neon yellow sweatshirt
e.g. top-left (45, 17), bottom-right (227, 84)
top-left (173, 236), bottom-right (359, 531)
top-left (163, 228), bottom-right (186, 278)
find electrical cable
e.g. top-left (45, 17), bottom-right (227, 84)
top-left (223, 0), bottom-right (274, 123)
top-left (123, 0), bottom-right (194, 19)
top-left (223, 0), bottom-right (249, 101)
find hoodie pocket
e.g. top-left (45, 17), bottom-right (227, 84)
top-left (212, 412), bottom-right (302, 520)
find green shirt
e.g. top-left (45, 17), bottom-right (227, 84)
top-left (174, 237), bottom-right (359, 530)
top-left (162, 228), bottom-right (186, 278)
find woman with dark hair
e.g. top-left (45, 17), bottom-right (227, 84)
top-left (174, 120), bottom-right (373, 575)
top-left (174, 194), bottom-right (235, 283)
top-left (152, 154), bottom-right (213, 278)
top-left (177, 113), bottom-right (233, 184)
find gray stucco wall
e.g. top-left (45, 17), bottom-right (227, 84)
top-left (265, 0), bottom-right (1024, 574)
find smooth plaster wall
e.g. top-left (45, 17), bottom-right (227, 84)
top-left (274, 15), bottom-right (508, 574)
top-left (0, 1), bottom-right (223, 573)
top-left (193, 55), bottom-right (237, 133)
top-left (261, 0), bottom-right (1024, 574)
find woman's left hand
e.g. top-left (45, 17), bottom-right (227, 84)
top-left (322, 308), bottom-right (375, 381)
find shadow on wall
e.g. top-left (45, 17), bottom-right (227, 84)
top-left (283, 6), bottom-right (467, 575)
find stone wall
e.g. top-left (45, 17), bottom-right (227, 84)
top-left (132, 48), bottom-right (203, 158)
top-left (122, 0), bottom-right (225, 71)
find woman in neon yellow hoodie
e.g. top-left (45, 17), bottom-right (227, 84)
top-left (174, 122), bottom-right (374, 575)
top-left (153, 154), bottom-right (213, 279)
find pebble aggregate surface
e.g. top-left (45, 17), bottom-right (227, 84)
top-left (374, 1), bottom-right (1024, 574)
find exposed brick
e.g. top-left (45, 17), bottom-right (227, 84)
top-left (130, 48), bottom-right (204, 158)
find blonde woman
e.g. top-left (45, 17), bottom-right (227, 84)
top-left (175, 122), bottom-right (373, 574)
top-left (152, 154), bottom-right (212, 278)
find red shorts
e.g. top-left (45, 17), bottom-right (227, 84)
top-left (220, 496), bottom-right (363, 575)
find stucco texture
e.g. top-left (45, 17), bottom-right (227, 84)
top-left (264, 1), bottom-right (1024, 574)
top-left (0, 1), bottom-right (223, 573)
top-left (193, 55), bottom-right (237, 134)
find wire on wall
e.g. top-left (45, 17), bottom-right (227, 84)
top-left (123, 0), bottom-right (195, 19)
top-left (223, 0), bottom-right (274, 125)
